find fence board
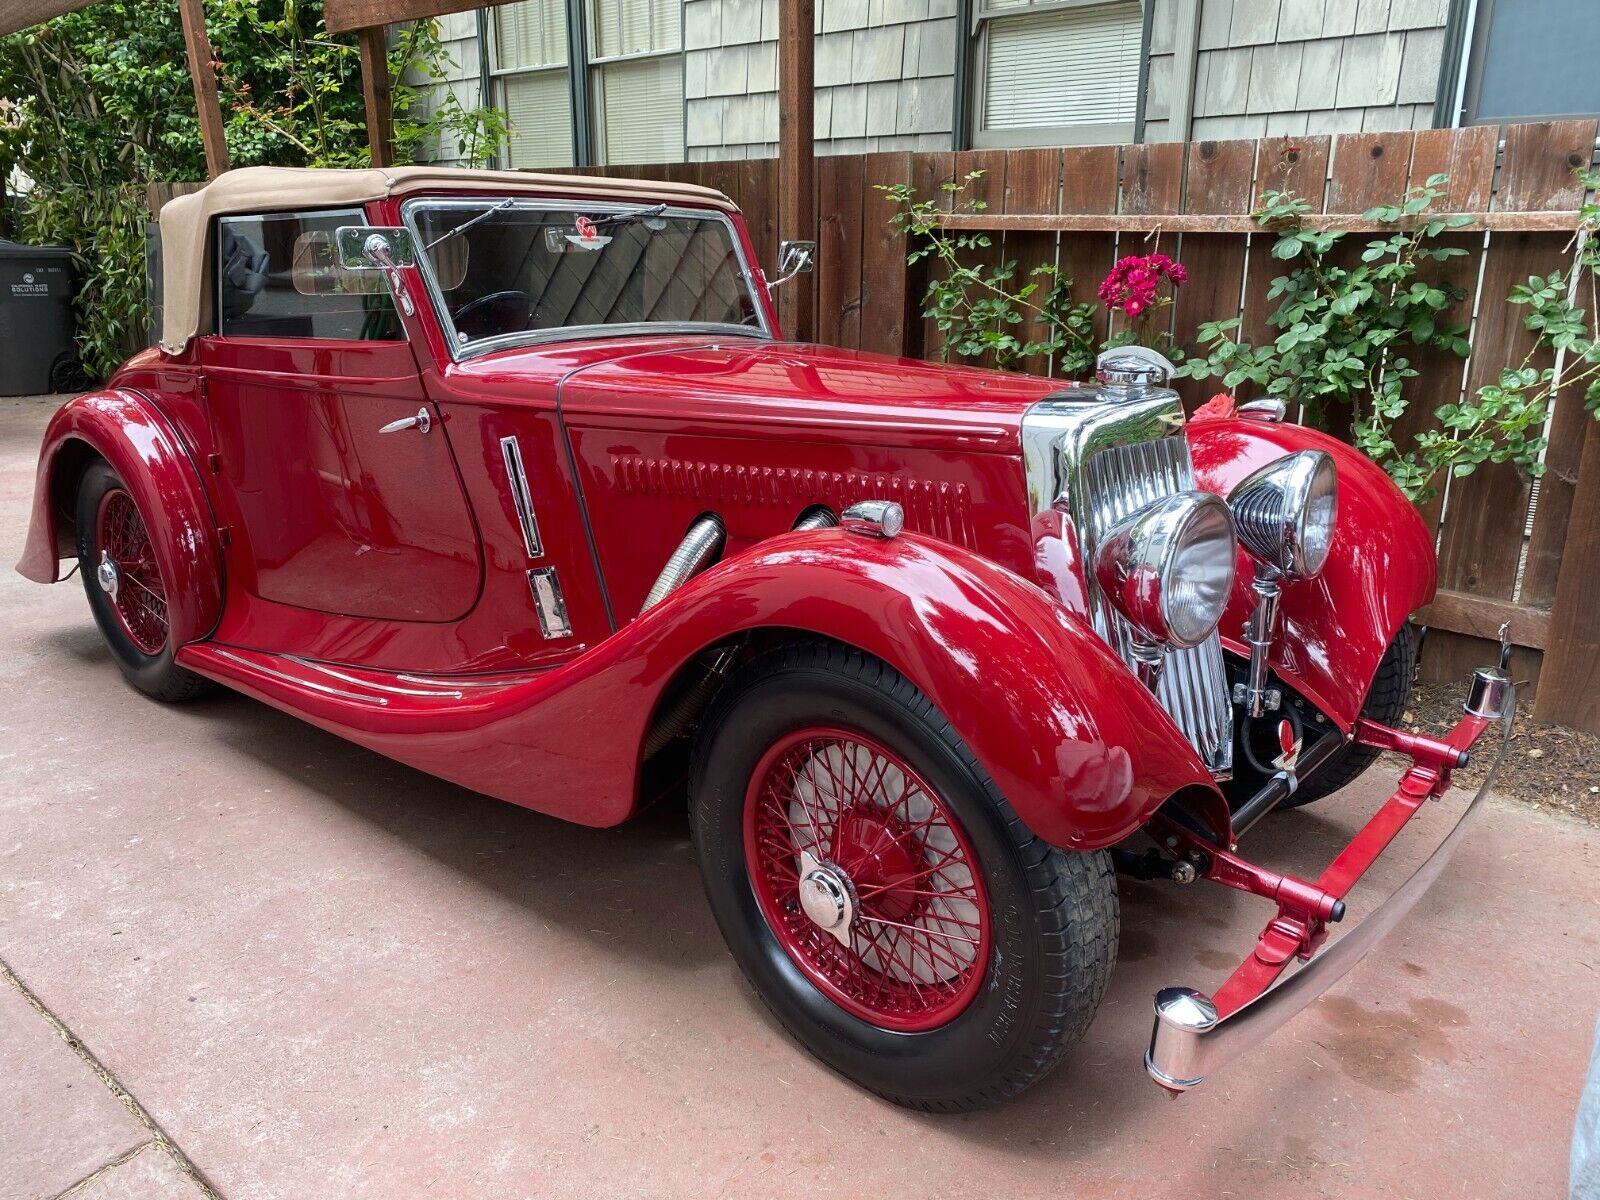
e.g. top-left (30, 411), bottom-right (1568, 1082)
top-left (1536, 420), bottom-right (1600, 728)
top-left (1001, 148), bottom-right (1061, 378)
top-left (739, 158), bottom-right (779, 277)
top-left (816, 154), bottom-right (865, 350)
top-left (858, 151), bottom-right (913, 358)
top-left (909, 151), bottom-right (956, 360)
top-left (1172, 140), bottom-right (1257, 406)
top-left (1058, 145), bottom-right (1122, 346)
top-left (1241, 135), bottom-right (1332, 351)
top-left (1327, 132), bottom-right (1415, 213)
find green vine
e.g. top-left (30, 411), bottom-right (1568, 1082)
top-left (877, 172), bottom-right (1100, 379)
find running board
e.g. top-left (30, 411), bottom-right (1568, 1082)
top-left (178, 644), bottom-right (543, 720)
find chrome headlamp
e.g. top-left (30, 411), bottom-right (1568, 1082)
top-left (1227, 449), bottom-right (1338, 716)
top-left (1094, 491), bottom-right (1237, 657)
top-left (1228, 450), bottom-right (1337, 580)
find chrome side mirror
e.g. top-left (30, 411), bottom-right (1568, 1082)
top-left (335, 226), bottom-right (417, 271)
top-left (767, 240), bottom-right (816, 292)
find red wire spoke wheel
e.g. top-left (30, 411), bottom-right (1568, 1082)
top-left (692, 643), bottom-right (1117, 1109)
top-left (744, 727), bottom-right (991, 1031)
top-left (94, 487), bottom-right (170, 656)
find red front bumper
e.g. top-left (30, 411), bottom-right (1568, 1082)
top-left (1144, 664), bottom-right (1516, 1092)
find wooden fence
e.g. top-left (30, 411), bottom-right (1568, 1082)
top-left (584, 121), bottom-right (1600, 733)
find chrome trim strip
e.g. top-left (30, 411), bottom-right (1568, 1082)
top-left (499, 435), bottom-right (544, 558)
top-left (284, 656), bottom-right (464, 700)
top-left (1145, 690), bottom-right (1515, 1092)
top-left (213, 649), bottom-right (389, 706)
top-left (395, 671), bottom-right (545, 688)
top-left (528, 567), bottom-right (574, 639)
top-left (399, 197), bottom-right (774, 362)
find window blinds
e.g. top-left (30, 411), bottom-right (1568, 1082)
top-left (502, 70), bottom-right (576, 167)
top-left (495, 0), bottom-right (568, 71)
top-left (595, 55), bottom-right (684, 164)
top-left (982, 1), bottom-right (1142, 131)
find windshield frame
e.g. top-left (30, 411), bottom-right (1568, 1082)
top-left (400, 195), bottom-right (773, 361)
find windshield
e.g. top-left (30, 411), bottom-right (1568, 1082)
top-left (406, 198), bottom-right (767, 354)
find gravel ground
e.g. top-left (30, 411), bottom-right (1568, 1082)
top-left (1400, 679), bottom-right (1600, 826)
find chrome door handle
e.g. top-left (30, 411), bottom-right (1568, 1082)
top-left (379, 407), bottom-right (432, 435)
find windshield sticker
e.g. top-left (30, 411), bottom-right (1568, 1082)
top-left (546, 216), bottom-right (613, 253)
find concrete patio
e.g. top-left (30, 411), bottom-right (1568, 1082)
top-left (2, 389), bottom-right (1595, 1199)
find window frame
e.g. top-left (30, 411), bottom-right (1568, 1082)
top-left (212, 206), bottom-right (406, 344)
top-left (400, 195), bottom-right (773, 363)
top-left (1456, 0), bottom-right (1600, 126)
top-left (486, 0), bottom-right (687, 168)
top-left (967, 0), bottom-right (1144, 150)
top-left (585, 0), bottom-right (686, 165)
top-left (489, 0), bottom-right (579, 168)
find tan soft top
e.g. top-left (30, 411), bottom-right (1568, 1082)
top-left (158, 165), bottom-right (737, 354)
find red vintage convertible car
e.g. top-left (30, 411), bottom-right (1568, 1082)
top-left (19, 166), bottom-right (1513, 1110)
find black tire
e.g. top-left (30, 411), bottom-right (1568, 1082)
top-left (690, 641), bottom-right (1117, 1111)
top-left (75, 462), bottom-right (212, 703)
top-left (1278, 623), bottom-right (1417, 809)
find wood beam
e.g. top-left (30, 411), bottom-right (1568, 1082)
top-left (359, 27), bottom-right (395, 168)
top-left (324, 0), bottom-right (487, 35)
top-left (177, 0), bottom-right (230, 178)
top-left (932, 210), bottom-right (1584, 234)
top-left (777, 0), bottom-right (816, 341)
top-left (1414, 589), bottom-right (1553, 651)
top-left (0, 1), bottom-right (96, 38)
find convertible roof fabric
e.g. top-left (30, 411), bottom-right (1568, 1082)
top-left (157, 165), bottom-right (737, 354)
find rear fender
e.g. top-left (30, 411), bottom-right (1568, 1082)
top-left (643, 530), bottom-right (1219, 848)
top-left (16, 389), bottom-right (223, 647)
top-left (1188, 419), bottom-right (1435, 730)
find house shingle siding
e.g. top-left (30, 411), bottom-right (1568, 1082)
top-left (685, 0), bottom-right (957, 159)
top-left (408, 0), bottom-right (1450, 165)
top-left (1143, 0), bottom-right (1447, 142)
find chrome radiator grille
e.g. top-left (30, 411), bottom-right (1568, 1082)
top-left (1080, 436), bottom-right (1234, 776)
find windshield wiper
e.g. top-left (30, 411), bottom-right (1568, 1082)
top-left (594, 203), bottom-right (669, 230)
top-left (424, 197), bottom-right (515, 251)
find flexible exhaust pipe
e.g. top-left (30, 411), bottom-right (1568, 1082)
top-left (641, 508), bottom-right (836, 758)
top-left (641, 515), bottom-right (725, 612)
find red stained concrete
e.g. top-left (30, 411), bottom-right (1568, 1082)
top-left (2, 392), bottom-right (1596, 1198)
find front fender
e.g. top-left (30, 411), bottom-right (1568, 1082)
top-left (1188, 419), bottom-right (1436, 730)
top-left (649, 530), bottom-right (1219, 849)
top-left (16, 389), bottom-right (223, 647)
top-left (179, 528), bottom-right (1219, 845)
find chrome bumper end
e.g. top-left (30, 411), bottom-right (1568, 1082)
top-left (1144, 667), bottom-right (1515, 1092)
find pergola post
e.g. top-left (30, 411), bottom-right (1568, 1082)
top-left (777, 0), bottom-right (815, 341)
top-left (176, 0), bottom-right (230, 178)
top-left (358, 26), bottom-right (396, 167)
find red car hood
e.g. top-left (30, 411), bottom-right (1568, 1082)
top-left (557, 340), bottom-right (1063, 455)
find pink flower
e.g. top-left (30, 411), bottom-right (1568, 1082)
top-left (1096, 252), bottom-right (1187, 319)
top-left (1193, 393), bottom-right (1237, 422)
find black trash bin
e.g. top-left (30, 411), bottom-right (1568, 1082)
top-left (0, 239), bottom-right (81, 395)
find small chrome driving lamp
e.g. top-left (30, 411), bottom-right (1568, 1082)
top-left (1227, 450), bottom-right (1338, 716)
top-left (1094, 492), bottom-right (1237, 691)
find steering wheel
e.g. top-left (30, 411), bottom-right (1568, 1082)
top-left (451, 289), bottom-right (538, 331)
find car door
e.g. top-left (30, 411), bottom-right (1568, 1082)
top-left (199, 208), bottom-right (483, 624)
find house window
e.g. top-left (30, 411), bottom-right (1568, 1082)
top-left (1459, 0), bottom-right (1600, 125)
top-left (970, 0), bottom-right (1143, 148)
top-left (589, 0), bottom-right (685, 164)
top-left (491, 0), bottom-right (684, 168)
top-left (493, 0), bottom-right (575, 168)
